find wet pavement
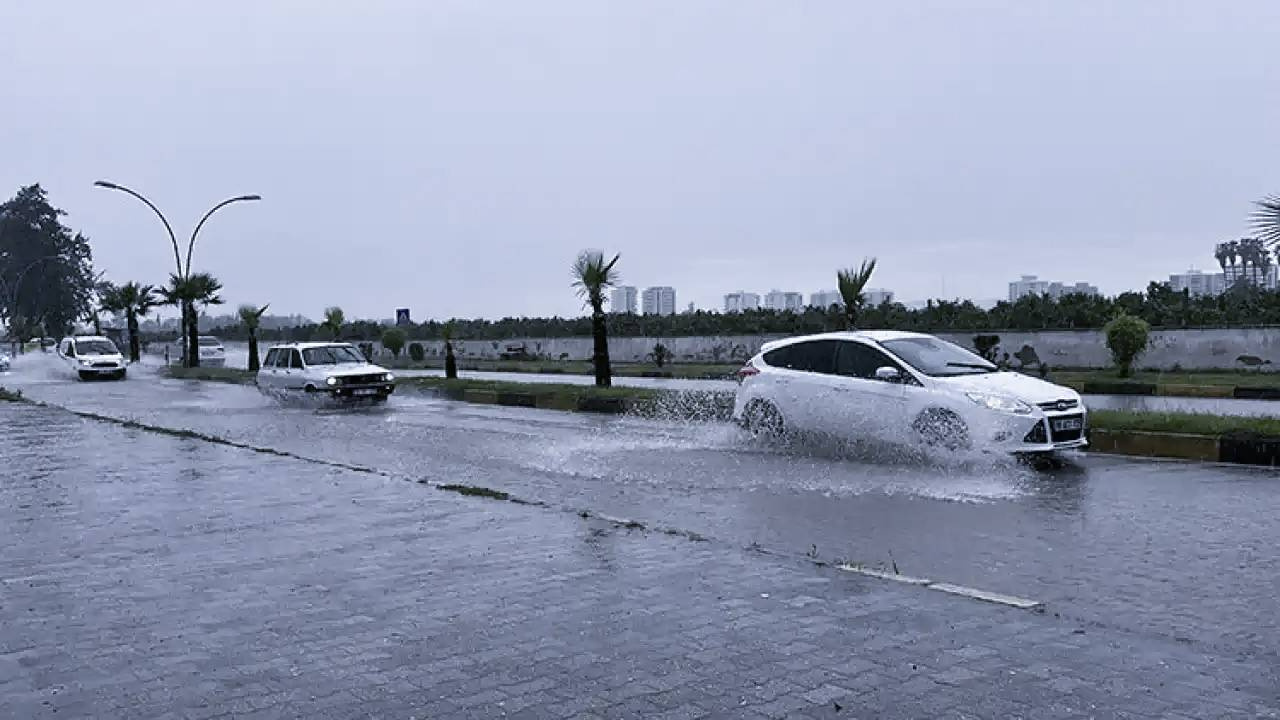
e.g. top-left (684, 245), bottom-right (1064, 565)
top-left (2, 353), bottom-right (1279, 718)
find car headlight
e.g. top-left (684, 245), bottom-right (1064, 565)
top-left (965, 392), bottom-right (1033, 415)
top-left (79, 358), bottom-right (92, 365)
top-left (326, 377), bottom-right (338, 386)
top-left (384, 372), bottom-right (395, 382)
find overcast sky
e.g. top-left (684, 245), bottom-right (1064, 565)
top-left (4, 2), bottom-right (1278, 321)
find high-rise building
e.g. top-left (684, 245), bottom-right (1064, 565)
top-left (864, 288), bottom-right (895, 306)
top-left (641, 286), bottom-right (677, 316)
top-left (1009, 275), bottom-right (1051, 301)
top-left (763, 290), bottom-right (805, 312)
top-left (1168, 269), bottom-right (1227, 297)
top-left (1009, 275), bottom-right (1098, 301)
top-left (610, 286), bottom-right (638, 314)
top-left (724, 292), bottom-right (761, 313)
top-left (809, 290), bottom-right (843, 309)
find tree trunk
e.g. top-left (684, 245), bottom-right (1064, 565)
top-left (127, 311), bottom-right (140, 363)
top-left (591, 305), bottom-right (611, 387)
top-left (248, 330), bottom-right (260, 372)
top-left (445, 342), bottom-right (457, 379)
top-left (186, 301), bottom-right (200, 368)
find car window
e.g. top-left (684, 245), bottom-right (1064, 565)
top-left (198, 337), bottom-right (222, 347)
top-left (289, 350), bottom-right (304, 369)
top-left (263, 349), bottom-right (279, 368)
top-left (835, 341), bottom-right (902, 379)
top-left (763, 340), bottom-right (837, 374)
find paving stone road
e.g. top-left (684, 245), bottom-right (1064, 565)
top-left (1, 401), bottom-right (1278, 719)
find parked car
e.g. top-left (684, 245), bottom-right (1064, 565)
top-left (257, 342), bottom-right (395, 401)
top-left (196, 336), bottom-right (227, 367)
top-left (732, 331), bottom-right (1087, 456)
top-left (56, 335), bottom-right (127, 381)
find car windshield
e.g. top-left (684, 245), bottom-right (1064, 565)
top-left (881, 337), bottom-right (997, 377)
top-left (198, 337), bottom-right (222, 347)
top-left (76, 340), bottom-right (118, 355)
top-left (302, 345), bottom-right (365, 365)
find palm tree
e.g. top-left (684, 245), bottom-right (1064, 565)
top-left (160, 272), bottom-right (223, 367)
top-left (100, 282), bottom-right (158, 363)
top-left (321, 306), bottom-right (344, 340)
top-left (1252, 195), bottom-right (1280, 249)
top-left (836, 258), bottom-right (877, 329)
top-left (442, 320), bottom-right (458, 379)
top-left (238, 303), bottom-right (270, 371)
top-left (571, 250), bottom-right (621, 387)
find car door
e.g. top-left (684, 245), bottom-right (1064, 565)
top-left (826, 340), bottom-right (911, 441)
top-left (282, 348), bottom-right (306, 390)
top-left (259, 348), bottom-right (280, 387)
top-left (761, 340), bottom-right (838, 432)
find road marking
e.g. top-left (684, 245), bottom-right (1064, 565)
top-left (837, 565), bottom-right (932, 586)
top-left (928, 582), bottom-right (1044, 610)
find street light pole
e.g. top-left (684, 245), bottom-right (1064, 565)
top-left (93, 181), bottom-right (260, 367)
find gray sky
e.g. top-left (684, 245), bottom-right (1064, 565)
top-left (4, 1), bottom-right (1278, 321)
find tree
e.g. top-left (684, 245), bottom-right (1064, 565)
top-left (0, 184), bottom-right (97, 339)
top-left (442, 321), bottom-right (458, 379)
top-left (652, 341), bottom-right (670, 368)
top-left (1252, 195), bottom-right (1280, 249)
top-left (972, 334), bottom-right (1000, 361)
top-left (408, 342), bottom-right (424, 362)
top-left (160, 272), bottom-right (223, 367)
top-left (571, 250), bottom-right (621, 387)
top-left (836, 258), bottom-right (877, 329)
top-left (100, 282), bottom-right (158, 362)
top-left (321, 306), bottom-right (344, 340)
top-left (238, 303), bottom-right (270, 371)
top-left (1104, 313), bottom-right (1150, 378)
top-left (381, 327), bottom-right (406, 358)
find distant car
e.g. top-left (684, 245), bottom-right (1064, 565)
top-left (256, 342), bottom-right (395, 401)
top-left (0, 351), bottom-right (10, 372)
top-left (196, 335), bottom-right (227, 367)
top-left (732, 331), bottom-right (1087, 456)
top-left (56, 335), bottom-right (127, 381)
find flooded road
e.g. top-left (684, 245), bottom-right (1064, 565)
top-left (4, 352), bottom-right (1278, 664)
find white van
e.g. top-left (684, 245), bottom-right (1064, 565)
top-left (57, 336), bottom-right (127, 381)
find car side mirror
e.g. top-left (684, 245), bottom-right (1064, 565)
top-left (874, 366), bottom-right (902, 383)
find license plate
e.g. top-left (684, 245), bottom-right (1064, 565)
top-left (1052, 418), bottom-right (1082, 432)
top-left (353, 388), bottom-right (378, 396)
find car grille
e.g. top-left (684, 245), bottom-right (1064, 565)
top-left (338, 373), bottom-right (385, 386)
top-left (1037, 399), bottom-right (1079, 412)
top-left (92, 362), bottom-right (117, 368)
top-left (1048, 413), bottom-right (1085, 443)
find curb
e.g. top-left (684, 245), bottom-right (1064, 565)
top-left (1087, 429), bottom-right (1220, 462)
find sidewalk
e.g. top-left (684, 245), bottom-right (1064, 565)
top-left (1, 401), bottom-right (1276, 719)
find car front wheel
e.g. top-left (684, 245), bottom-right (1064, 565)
top-left (913, 408), bottom-right (970, 450)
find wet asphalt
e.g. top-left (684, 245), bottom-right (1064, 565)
top-left (3, 352), bottom-right (1278, 666)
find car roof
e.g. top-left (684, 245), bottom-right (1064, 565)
top-left (67, 335), bottom-right (111, 342)
top-left (758, 330), bottom-right (933, 353)
top-left (267, 341), bottom-right (359, 349)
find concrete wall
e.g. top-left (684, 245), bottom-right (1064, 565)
top-left (392, 328), bottom-right (1280, 372)
top-left (203, 328), bottom-right (1280, 372)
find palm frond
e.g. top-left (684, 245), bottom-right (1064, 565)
top-left (571, 250), bottom-right (621, 305)
top-left (238, 303), bottom-right (270, 328)
top-left (836, 257), bottom-right (877, 308)
top-left (1252, 195), bottom-right (1280, 247)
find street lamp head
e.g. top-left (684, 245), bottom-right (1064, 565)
top-left (93, 180), bottom-right (122, 190)
top-left (239, 194), bottom-right (263, 202)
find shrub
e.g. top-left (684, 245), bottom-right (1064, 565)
top-left (973, 334), bottom-right (1000, 361)
top-left (652, 342), bottom-right (670, 368)
top-left (382, 328), bottom-right (407, 358)
top-left (408, 342), bottom-right (425, 362)
top-left (1104, 313), bottom-right (1150, 378)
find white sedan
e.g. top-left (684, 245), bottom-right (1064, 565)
top-left (257, 342), bottom-right (395, 402)
top-left (732, 330), bottom-right (1087, 455)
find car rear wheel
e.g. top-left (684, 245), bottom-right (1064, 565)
top-left (913, 408), bottom-right (970, 450)
top-left (742, 400), bottom-right (785, 438)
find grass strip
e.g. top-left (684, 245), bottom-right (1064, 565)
top-left (1053, 370), bottom-right (1280, 389)
top-left (164, 366), bottom-right (258, 384)
top-left (1089, 409), bottom-right (1280, 437)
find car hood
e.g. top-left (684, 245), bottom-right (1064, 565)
top-left (78, 353), bottom-right (124, 362)
top-left (328, 363), bottom-right (390, 377)
top-left (931, 371), bottom-right (1079, 405)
